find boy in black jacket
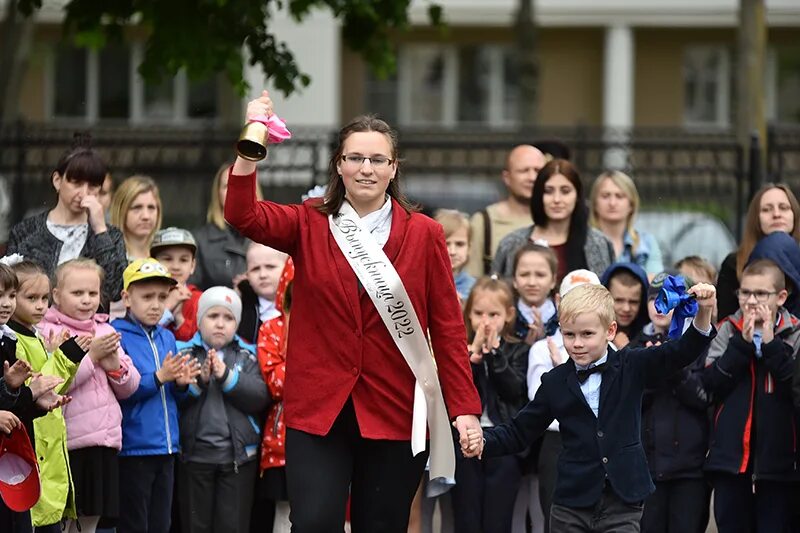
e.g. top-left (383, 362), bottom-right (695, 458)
top-left (464, 281), bottom-right (717, 533)
top-left (629, 271), bottom-right (711, 533)
top-left (703, 258), bottom-right (799, 533)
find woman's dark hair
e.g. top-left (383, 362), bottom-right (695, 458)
top-left (530, 159), bottom-right (589, 271)
top-left (315, 115), bottom-right (417, 215)
top-left (53, 132), bottom-right (107, 188)
top-left (0, 264), bottom-right (19, 291)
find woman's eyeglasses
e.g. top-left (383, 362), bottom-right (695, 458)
top-left (341, 154), bottom-right (393, 169)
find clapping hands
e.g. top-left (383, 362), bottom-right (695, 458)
top-left (3, 360), bottom-right (32, 391)
top-left (156, 353), bottom-right (201, 386)
top-left (469, 321), bottom-right (500, 364)
top-left (199, 349), bottom-right (227, 384)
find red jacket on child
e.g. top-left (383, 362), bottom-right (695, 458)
top-left (258, 259), bottom-right (294, 472)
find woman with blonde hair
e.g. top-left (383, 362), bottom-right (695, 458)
top-left (589, 170), bottom-right (663, 276)
top-left (110, 175), bottom-right (162, 262)
top-left (190, 162), bottom-right (263, 290)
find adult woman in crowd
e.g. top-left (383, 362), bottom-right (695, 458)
top-left (589, 170), bottom-right (664, 277)
top-left (492, 159), bottom-right (614, 281)
top-left (7, 136), bottom-right (127, 306)
top-left (717, 183), bottom-right (800, 319)
top-left (110, 175), bottom-right (162, 262)
top-left (190, 162), bottom-right (263, 290)
top-left (224, 92), bottom-right (481, 532)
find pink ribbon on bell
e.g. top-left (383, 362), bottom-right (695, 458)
top-left (250, 114), bottom-right (292, 144)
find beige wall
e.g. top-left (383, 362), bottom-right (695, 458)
top-left (537, 28), bottom-right (604, 126)
top-left (8, 24), bottom-right (240, 124)
top-left (341, 26), bottom-right (603, 126)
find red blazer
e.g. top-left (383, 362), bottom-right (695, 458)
top-left (225, 170), bottom-right (481, 440)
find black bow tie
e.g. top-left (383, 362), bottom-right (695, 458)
top-left (576, 363), bottom-right (606, 384)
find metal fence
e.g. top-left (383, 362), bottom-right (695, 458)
top-left (1, 121), bottom-right (798, 241)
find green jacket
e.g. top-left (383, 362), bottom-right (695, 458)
top-left (9, 321), bottom-right (85, 526)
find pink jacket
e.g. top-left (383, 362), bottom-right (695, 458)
top-left (38, 307), bottom-right (141, 451)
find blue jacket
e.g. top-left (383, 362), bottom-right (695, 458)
top-left (112, 315), bottom-right (184, 457)
top-left (484, 325), bottom-right (715, 507)
top-left (748, 231), bottom-right (800, 317)
top-left (601, 262), bottom-right (650, 338)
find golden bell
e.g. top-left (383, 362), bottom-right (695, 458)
top-left (236, 121), bottom-right (269, 161)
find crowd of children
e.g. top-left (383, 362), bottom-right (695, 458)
top-left (2, 177), bottom-right (800, 533)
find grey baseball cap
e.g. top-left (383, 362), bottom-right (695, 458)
top-left (150, 227), bottom-right (197, 255)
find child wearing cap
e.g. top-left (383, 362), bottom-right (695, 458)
top-left (111, 258), bottom-right (201, 533)
top-left (175, 286), bottom-right (269, 533)
top-left (627, 271), bottom-right (712, 533)
top-left (526, 268), bottom-right (601, 533)
top-left (150, 227), bottom-right (203, 342)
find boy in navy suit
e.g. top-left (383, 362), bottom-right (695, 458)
top-left (464, 282), bottom-right (717, 532)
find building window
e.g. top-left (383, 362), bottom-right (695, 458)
top-left (768, 46), bottom-right (800, 124)
top-left (683, 46), bottom-right (730, 128)
top-left (48, 43), bottom-right (219, 124)
top-left (389, 44), bottom-right (519, 128)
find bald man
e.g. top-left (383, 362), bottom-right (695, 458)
top-left (466, 145), bottom-right (547, 276)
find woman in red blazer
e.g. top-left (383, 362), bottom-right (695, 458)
top-left (225, 92), bottom-right (482, 532)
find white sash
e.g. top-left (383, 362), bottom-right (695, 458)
top-left (329, 201), bottom-right (456, 483)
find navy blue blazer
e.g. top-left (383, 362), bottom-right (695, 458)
top-left (483, 325), bottom-right (715, 507)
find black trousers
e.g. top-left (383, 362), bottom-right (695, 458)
top-left (178, 459), bottom-right (258, 533)
top-left (712, 473), bottom-right (796, 533)
top-left (285, 399), bottom-right (428, 533)
top-left (640, 478), bottom-right (710, 533)
top-left (450, 445), bottom-right (523, 533)
top-left (537, 430), bottom-right (562, 533)
top-left (118, 455), bottom-right (175, 533)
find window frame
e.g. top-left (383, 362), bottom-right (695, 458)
top-left (682, 45), bottom-right (731, 129)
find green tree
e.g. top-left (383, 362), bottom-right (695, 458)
top-left (1, 0), bottom-right (442, 121)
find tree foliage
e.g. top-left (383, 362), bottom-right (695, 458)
top-left (13, 0), bottom-right (443, 96)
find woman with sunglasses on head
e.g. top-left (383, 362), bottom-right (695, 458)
top-left (224, 91), bottom-right (481, 532)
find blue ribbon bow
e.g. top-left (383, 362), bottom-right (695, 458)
top-left (654, 275), bottom-right (698, 339)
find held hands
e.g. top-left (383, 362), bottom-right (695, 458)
top-left (453, 415), bottom-right (483, 459)
top-left (3, 360), bottom-right (32, 391)
top-left (687, 283), bottom-right (717, 332)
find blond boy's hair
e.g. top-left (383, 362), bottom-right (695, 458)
top-left (434, 209), bottom-right (471, 241)
top-left (559, 284), bottom-right (616, 328)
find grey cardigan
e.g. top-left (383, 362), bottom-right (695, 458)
top-left (7, 212), bottom-right (127, 305)
top-left (491, 225), bottom-right (614, 279)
